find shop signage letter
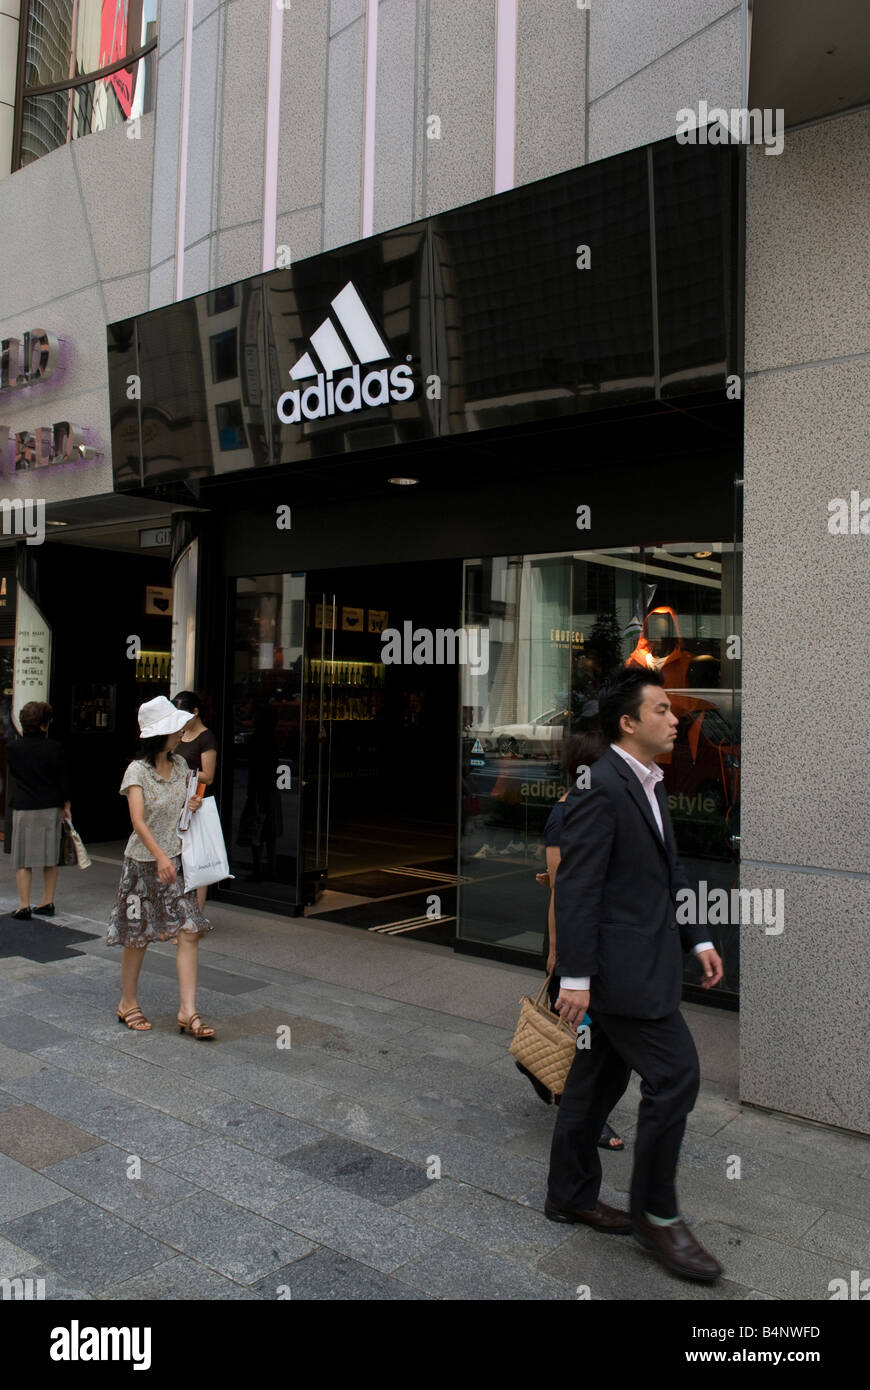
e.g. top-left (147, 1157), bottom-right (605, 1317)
top-left (0, 330), bottom-right (59, 392)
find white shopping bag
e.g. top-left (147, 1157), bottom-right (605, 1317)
top-left (180, 798), bottom-right (234, 890)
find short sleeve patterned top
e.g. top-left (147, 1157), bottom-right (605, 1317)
top-left (120, 758), bottom-right (189, 861)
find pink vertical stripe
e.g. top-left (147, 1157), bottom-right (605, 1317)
top-left (494, 0), bottom-right (517, 194)
top-left (262, 1), bottom-right (285, 271)
top-left (174, 0), bottom-right (195, 301)
top-left (361, 0), bottom-right (379, 237)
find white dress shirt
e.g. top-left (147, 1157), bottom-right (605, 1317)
top-left (560, 743), bottom-right (713, 992)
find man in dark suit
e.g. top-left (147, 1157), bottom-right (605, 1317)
top-left (544, 667), bottom-right (724, 1282)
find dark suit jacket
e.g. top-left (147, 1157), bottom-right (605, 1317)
top-left (553, 746), bottom-right (708, 1018)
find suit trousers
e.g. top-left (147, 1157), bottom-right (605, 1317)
top-left (547, 1009), bottom-right (700, 1221)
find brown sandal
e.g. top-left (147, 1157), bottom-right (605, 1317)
top-left (118, 1006), bottom-right (151, 1031)
top-left (177, 1012), bottom-right (215, 1040)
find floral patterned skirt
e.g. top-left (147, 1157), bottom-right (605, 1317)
top-left (107, 855), bottom-right (214, 948)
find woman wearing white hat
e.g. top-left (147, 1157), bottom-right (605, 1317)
top-left (107, 697), bottom-right (216, 1039)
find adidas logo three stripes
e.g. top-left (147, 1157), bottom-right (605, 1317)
top-left (276, 281), bottom-right (415, 424)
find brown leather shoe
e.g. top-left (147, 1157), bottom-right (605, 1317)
top-left (545, 1198), bottom-right (632, 1233)
top-left (632, 1215), bottom-right (722, 1281)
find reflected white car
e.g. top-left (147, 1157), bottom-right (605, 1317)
top-left (474, 709), bottom-right (569, 756)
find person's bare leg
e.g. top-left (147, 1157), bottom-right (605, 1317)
top-left (38, 865), bottom-right (58, 908)
top-left (196, 885), bottom-right (207, 912)
top-left (176, 931), bottom-right (214, 1035)
top-left (119, 945), bottom-right (151, 1028)
top-left (15, 868), bottom-right (32, 910)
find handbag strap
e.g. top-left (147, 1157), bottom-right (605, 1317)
top-left (534, 973), bottom-right (555, 1008)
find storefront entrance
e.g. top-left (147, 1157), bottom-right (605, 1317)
top-left (302, 559), bottom-right (460, 941)
top-left (225, 558), bottom-right (461, 943)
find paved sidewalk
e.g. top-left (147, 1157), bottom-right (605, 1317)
top-left (0, 850), bottom-right (868, 1301)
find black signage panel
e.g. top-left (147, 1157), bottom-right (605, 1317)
top-left (107, 141), bottom-right (739, 496)
top-left (432, 148), bottom-right (655, 435)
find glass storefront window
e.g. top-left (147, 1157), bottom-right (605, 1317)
top-left (227, 575), bottom-right (305, 906)
top-left (459, 546), bottom-right (741, 998)
top-left (16, 0), bottom-right (158, 168)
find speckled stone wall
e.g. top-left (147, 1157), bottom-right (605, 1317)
top-left (742, 109), bottom-right (870, 1135)
top-left (0, 119), bottom-right (155, 504)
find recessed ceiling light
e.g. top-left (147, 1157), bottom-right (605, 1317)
top-left (45, 520), bottom-right (68, 527)
top-left (388, 476), bottom-right (419, 486)
top-left (693, 550), bottom-right (712, 559)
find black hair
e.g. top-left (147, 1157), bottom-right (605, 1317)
top-left (137, 734), bottom-right (174, 767)
top-left (598, 667), bottom-right (665, 744)
top-left (563, 730), bottom-right (606, 779)
top-left (173, 689), bottom-right (213, 724)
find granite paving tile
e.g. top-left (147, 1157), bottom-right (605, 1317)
top-left (4, 1069), bottom-right (205, 1161)
top-left (0, 1151), bottom-right (70, 1223)
top-left (8, 1264), bottom-right (94, 1299)
top-left (217, 1038), bottom-right (420, 1108)
top-left (0, 1234), bottom-right (41, 1279)
top-left (0, 1014), bottom-right (77, 1053)
top-left (0, 1196), bottom-right (175, 1294)
top-left (135, 1190), bottom-right (316, 1284)
top-left (0, 1042), bottom-right (46, 1084)
top-left (693, 1221), bottom-right (870, 1301)
top-left (386, 1126), bottom-right (549, 1202)
top-left (0, 990), bottom-right (113, 1038)
top-left (277, 1135), bottom-right (431, 1205)
top-left (391, 1234), bottom-right (576, 1300)
top-left (716, 1109), bottom-right (870, 1175)
top-left (672, 1164), bottom-right (827, 1243)
top-left (750, 1153), bottom-right (870, 1222)
top-left (30, 1038), bottom-right (236, 1122)
top-left (279, 1092), bottom-right (435, 1151)
top-left (394, 1178), bottom-right (572, 1264)
top-left (44, 1143), bottom-right (200, 1218)
top-left (252, 1248), bottom-right (428, 1300)
top-left (268, 1182), bottom-right (445, 1272)
top-left (677, 1130), bottom-right (777, 1181)
top-left (0, 1104), bottom-right (102, 1168)
top-left (99, 1255), bottom-right (264, 1300)
top-left (247, 991), bottom-right (423, 1041)
top-left (537, 1223), bottom-right (751, 1301)
top-left (131, 952), bottom-right (270, 996)
top-left (398, 1091), bottom-right (544, 1147)
top-left (197, 1099), bottom-right (325, 1156)
top-left (792, 1209), bottom-right (870, 1267)
top-left (159, 1135), bottom-right (322, 1215)
top-left (393, 1052), bottom-right (538, 1109)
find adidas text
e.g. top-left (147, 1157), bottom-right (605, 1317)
top-left (277, 362), bottom-right (414, 423)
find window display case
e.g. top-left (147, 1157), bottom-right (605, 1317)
top-left (71, 683), bottom-right (117, 734)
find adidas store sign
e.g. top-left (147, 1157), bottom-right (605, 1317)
top-left (276, 281), bottom-right (414, 424)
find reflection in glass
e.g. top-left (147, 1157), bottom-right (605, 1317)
top-left (24, 0), bottom-right (76, 88)
top-left (459, 547), bottom-right (741, 996)
top-left (19, 0), bottom-right (158, 166)
top-left (228, 575), bottom-right (304, 905)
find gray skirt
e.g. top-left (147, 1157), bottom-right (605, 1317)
top-left (11, 807), bottom-right (64, 870)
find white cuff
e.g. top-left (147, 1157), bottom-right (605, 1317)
top-left (559, 976), bottom-right (590, 991)
top-left (692, 941), bottom-right (714, 954)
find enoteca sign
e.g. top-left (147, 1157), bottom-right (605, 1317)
top-left (0, 327), bottom-right (102, 473)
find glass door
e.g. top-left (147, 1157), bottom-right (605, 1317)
top-left (224, 574), bottom-right (305, 907)
top-left (300, 591), bottom-right (336, 904)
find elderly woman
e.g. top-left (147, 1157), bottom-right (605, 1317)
top-left (107, 696), bottom-right (216, 1039)
top-left (6, 701), bottom-right (71, 920)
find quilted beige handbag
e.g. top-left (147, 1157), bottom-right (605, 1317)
top-left (509, 974), bottom-right (578, 1096)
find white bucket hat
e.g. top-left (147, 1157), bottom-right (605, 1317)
top-left (138, 696), bottom-right (193, 739)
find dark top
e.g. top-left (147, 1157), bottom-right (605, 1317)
top-left (553, 746), bottom-right (706, 1017)
top-left (543, 799), bottom-right (566, 847)
top-left (6, 733), bottom-right (70, 810)
top-left (175, 727), bottom-right (218, 796)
